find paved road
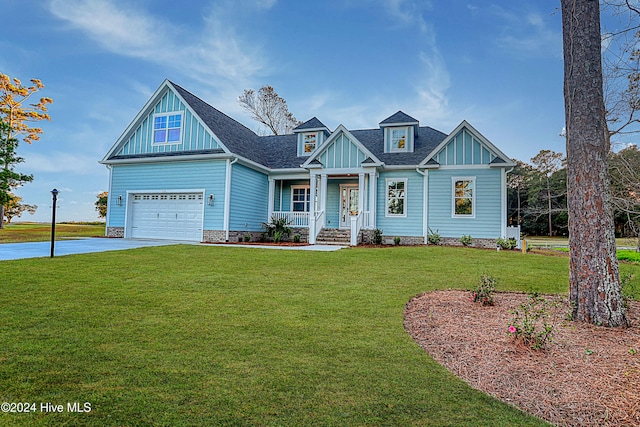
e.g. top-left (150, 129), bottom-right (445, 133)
top-left (0, 238), bottom-right (344, 261)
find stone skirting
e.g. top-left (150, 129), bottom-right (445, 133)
top-left (203, 230), bottom-right (226, 243)
top-left (106, 227), bottom-right (124, 238)
top-left (439, 237), bottom-right (498, 249)
top-left (228, 227), bottom-right (310, 243)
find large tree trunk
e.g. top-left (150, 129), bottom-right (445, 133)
top-left (561, 0), bottom-right (627, 327)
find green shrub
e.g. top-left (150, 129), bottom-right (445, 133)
top-left (496, 237), bottom-right (517, 250)
top-left (460, 234), bottom-right (473, 246)
top-left (470, 274), bottom-right (496, 306)
top-left (394, 236), bottom-right (401, 246)
top-left (508, 293), bottom-right (561, 350)
top-left (427, 228), bottom-right (441, 245)
top-left (372, 228), bottom-right (383, 245)
top-left (293, 234), bottom-right (301, 244)
top-left (262, 216), bottom-right (292, 242)
top-left (243, 233), bottom-right (251, 242)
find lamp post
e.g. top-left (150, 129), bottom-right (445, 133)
top-left (50, 188), bottom-right (58, 258)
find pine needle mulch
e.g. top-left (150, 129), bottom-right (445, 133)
top-left (404, 290), bottom-right (640, 427)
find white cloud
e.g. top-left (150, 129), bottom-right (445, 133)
top-left (48, 0), bottom-right (266, 90)
top-left (494, 9), bottom-right (562, 58)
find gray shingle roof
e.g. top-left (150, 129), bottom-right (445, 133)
top-left (294, 117), bottom-right (329, 132)
top-left (351, 127), bottom-right (447, 166)
top-left (379, 111), bottom-right (419, 125)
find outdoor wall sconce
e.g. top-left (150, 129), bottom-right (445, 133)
top-left (50, 188), bottom-right (59, 258)
top-left (116, 195), bottom-right (123, 206)
top-left (208, 194), bottom-right (215, 206)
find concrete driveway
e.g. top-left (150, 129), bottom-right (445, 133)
top-left (0, 238), bottom-right (198, 261)
top-left (0, 238), bottom-right (344, 261)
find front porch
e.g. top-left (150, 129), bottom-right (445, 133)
top-left (267, 171), bottom-right (378, 245)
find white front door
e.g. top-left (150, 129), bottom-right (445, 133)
top-left (339, 184), bottom-right (359, 228)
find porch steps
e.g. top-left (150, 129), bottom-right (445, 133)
top-left (315, 228), bottom-right (351, 245)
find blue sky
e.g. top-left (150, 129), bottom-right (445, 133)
top-left (0, 1), bottom-right (581, 222)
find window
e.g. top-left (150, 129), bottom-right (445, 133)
top-left (386, 179), bottom-right (407, 216)
top-left (303, 133), bottom-right (317, 153)
top-left (453, 177), bottom-right (475, 217)
top-left (153, 113), bottom-right (182, 144)
top-left (292, 186), bottom-right (310, 212)
top-left (390, 128), bottom-right (407, 152)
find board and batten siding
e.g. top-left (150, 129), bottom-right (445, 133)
top-left (116, 88), bottom-right (221, 156)
top-left (434, 129), bottom-right (496, 166)
top-left (317, 133), bottom-right (368, 169)
top-left (427, 168), bottom-right (502, 238)
top-left (108, 160), bottom-right (226, 229)
top-left (229, 164), bottom-right (269, 231)
top-left (375, 170), bottom-right (424, 236)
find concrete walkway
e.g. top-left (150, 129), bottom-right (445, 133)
top-left (0, 238), bottom-right (345, 261)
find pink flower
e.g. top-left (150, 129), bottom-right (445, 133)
top-left (508, 325), bottom-right (516, 334)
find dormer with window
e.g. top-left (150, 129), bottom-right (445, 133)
top-left (294, 117), bottom-right (330, 156)
top-left (379, 111), bottom-right (419, 154)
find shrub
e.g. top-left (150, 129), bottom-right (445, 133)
top-left (460, 234), bottom-right (473, 246)
top-left (496, 237), bottom-right (517, 250)
top-left (293, 234), bottom-right (301, 244)
top-left (508, 293), bottom-right (561, 350)
top-left (243, 233), bottom-right (251, 242)
top-left (470, 274), bottom-right (496, 306)
top-left (394, 236), bottom-right (401, 246)
top-left (372, 228), bottom-right (383, 245)
top-left (427, 228), bottom-right (441, 245)
top-left (262, 216), bottom-right (292, 242)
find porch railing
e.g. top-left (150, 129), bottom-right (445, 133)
top-left (350, 211), bottom-right (364, 246)
top-left (270, 211), bottom-right (310, 227)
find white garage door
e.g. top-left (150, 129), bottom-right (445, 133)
top-left (129, 193), bottom-right (204, 241)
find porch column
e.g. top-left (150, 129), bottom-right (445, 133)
top-left (358, 173), bottom-right (365, 218)
top-left (268, 177), bottom-right (275, 218)
top-left (320, 173), bottom-right (328, 227)
top-left (309, 172), bottom-right (317, 244)
top-left (368, 170), bottom-right (377, 229)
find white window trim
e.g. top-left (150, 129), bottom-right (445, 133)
top-left (152, 112), bottom-right (184, 146)
top-left (389, 127), bottom-right (409, 153)
top-left (301, 132), bottom-right (318, 156)
top-left (385, 178), bottom-right (408, 217)
top-left (291, 185), bottom-right (311, 212)
top-left (451, 176), bottom-right (476, 219)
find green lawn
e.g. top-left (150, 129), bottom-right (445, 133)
top-left (1, 245), bottom-right (639, 426)
top-left (0, 223), bottom-right (105, 243)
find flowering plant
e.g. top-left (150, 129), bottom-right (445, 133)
top-left (470, 274), bottom-right (496, 306)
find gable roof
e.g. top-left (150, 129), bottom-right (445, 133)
top-left (302, 124), bottom-right (382, 168)
top-left (379, 111), bottom-right (419, 126)
top-left (293, 117), bottom-right (329, 132)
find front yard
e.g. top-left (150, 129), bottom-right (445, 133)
top-left (1, 245), bottom-right (638, 426)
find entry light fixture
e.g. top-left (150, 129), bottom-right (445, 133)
top-left (208, 194), bottom-right (215, 205)
top-left (117, 195), bottom-right (123, 206)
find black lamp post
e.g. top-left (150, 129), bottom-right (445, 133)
top-left (50, 188), bottom-right (58, 258)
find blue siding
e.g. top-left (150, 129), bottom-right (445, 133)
top-left (317, 133), bottom-right (367, 168)
top-left (278, 180), bottom-right (310, 212)
top-left (116, 88), bottom-right (220, 156)
top-left (107, 160), bottom-right (226, 229)
top-left (427, 168), bottom-right (502, 238)
top-left (229, 164), bottom-right (269, 231)
top-left (434, 129), bottom-right (497, 166)
top-left (376, 170), bottom-right (424, 236)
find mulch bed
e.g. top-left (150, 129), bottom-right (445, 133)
top-left (404, 290), bottom-right (640, 427)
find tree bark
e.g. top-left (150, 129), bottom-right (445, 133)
top-left (561, 0), bottom-right (627, 326)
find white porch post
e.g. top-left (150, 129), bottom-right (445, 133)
top-left (368, 170), bottom-right (377, 229)
top-left (268, 177), bottom-right (275, 219)
top-left (358, 173), bottom-right (365, 216)
top-left (309, 172), bottom-right (317, 244)
top-left (320, 173), bottom-right (328, 228)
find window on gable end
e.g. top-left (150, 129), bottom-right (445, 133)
top-left (452, 177), bottom-right (475, 218)
top-left (153, 112), bottom-right (183, 144)
top-left (390, 128), bottom-right (408, 152)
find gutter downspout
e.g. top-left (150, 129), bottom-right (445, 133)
top-left (416, 167), bottom-right (428, 244)
top-left (224, 157), bottom-right (238, 241)
top-left (105, 164), bottom-right (113, 237)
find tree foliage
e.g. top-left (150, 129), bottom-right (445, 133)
top-left (238, 85), bottom-right (300, 135)
top-left (95, 191), bottom-right (108, 218)
top-left (3, 193), bottom-right (36, 223)
top-left (0, 73), bottom-right (52, 229)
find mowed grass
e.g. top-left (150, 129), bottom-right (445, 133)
top-left (2, 246), bottom-right (640, 426)
top-left (0, 223), bottom-right (105, 243)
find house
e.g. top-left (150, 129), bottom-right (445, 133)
top-left (100, 80), bottom-right (516, 246)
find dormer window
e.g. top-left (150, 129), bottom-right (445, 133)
top-left (153, 112), bottom-right (183, 145)
top-left (304, 133), bottom-right (317, 153)
top-left (391, 128), bottom-right (408, 152)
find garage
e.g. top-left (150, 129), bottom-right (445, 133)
top-left (128, 192), bottom-right (204, 241)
